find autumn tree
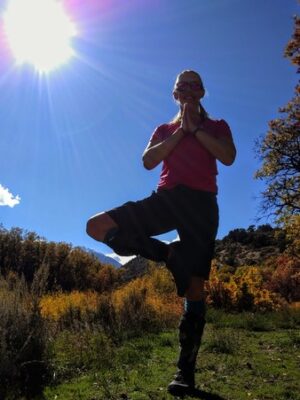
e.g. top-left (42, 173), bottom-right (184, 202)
top-left (0, 226), bottom-right (121, 292)
top-left (255, 16), bottom-right (300, 219)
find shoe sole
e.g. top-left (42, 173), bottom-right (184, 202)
top-left (167, 383), bottom-right (193, 397)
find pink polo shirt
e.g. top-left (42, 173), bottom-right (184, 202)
top-left (150, 118), bottom-right (233, 193)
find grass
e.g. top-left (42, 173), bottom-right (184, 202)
top-left (39, 310), bottom-right (300, 400)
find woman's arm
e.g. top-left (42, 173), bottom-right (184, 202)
top-left (194, 129), bottom-right (236, 166)
top-left (183, 103), bottom-right (236, 166)
top-left (142, 127), bottom-right (185, 170)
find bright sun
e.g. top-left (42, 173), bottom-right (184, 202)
top-left (3, 0), bottom-right (77, 73)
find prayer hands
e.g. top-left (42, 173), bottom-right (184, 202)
top-left (181, 103), bottom-right (202, 134)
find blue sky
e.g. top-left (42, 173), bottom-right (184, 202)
top-left (0, 0), bottom-right (298, 261)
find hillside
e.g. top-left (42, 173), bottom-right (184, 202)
top-left (120, 255), bottom-right (152, 282)
top-left (214, 224), bottom-right (287, 267)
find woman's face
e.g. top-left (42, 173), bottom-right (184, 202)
top-left (173, 71), bottom-right (205, 107)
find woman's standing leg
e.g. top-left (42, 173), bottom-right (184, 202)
top-left (168, 277), bottom-right (207, 395)
top-left (167, 188), bottom-right (218, 395)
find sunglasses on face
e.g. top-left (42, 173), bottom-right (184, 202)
top-left (175, 81), bottom-right (203, 92)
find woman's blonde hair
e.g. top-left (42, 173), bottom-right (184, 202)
top-left (171, 70), bottom-right (208, 123)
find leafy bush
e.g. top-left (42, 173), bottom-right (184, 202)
top-left (112, 268), bottom-right (181, 337)
top-left (0, 275), bottom-right (49, 399)
top-left (267, 255), bottom-right (300, 302)
top-left (39, 267), bottom-right (182, 338)
top-left (206, 264), bottom-right (288, 311)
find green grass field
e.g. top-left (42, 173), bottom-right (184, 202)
top-left (38, 310), bottom-right (300, 400)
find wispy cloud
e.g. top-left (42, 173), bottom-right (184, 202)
top-left (0, 184), bottom-right (21, 207)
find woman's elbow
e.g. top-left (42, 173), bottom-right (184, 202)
top-left (143, 160), bottom-right (153, 170)
top-left (222, 159), bottom-right (234, 166)
top-left (142, 154), bottom-right (155, 170)
top-left (222, 151), bottom-right (236, 166)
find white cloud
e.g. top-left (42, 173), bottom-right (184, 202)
top-left (0, 184), bottom-right (21, 207)
top-left (106, 252), bottom-right (136, 265)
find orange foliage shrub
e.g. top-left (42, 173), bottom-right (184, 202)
top-left (39, 267), bottom-right (182, 333)
top-left (112, 266), bottom-right (182, 331)
top-left (267, 255), bottom-right (300, 302)
top-left (40, 291), bottom-right (98, 320)
top-left (206, 263), bottom-right (286, 311)
top-left (40, 256), bottom-right (297, 326)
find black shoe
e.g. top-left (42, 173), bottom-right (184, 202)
top-left (167, 370), bottom-right (195, 396)
top-left (166, 242), bottom-right (190, 297)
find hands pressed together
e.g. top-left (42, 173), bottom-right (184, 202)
top-left (178, 102), bottom-right (236, 166)
top-left (143, 100), bottom-right (236, 169)
top-left (180, 103), bottom-right (204, 135)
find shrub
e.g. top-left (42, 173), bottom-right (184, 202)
top-left (40, 290), bottom-right (99, 321)
top-left (112, 268), bottom-right (182, 337)
top-left (39, 267), bottom-right (182, 338)
top-left (267, 255), bottom-right (300, 302)
top-left (0, 275), bottom-right (49, 399)
top-left (206, 265), bottom-right (286, 311)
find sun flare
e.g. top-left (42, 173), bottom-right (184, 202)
top-left (3, 0), bottom-right (77, 73)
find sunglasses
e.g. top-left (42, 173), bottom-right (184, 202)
top-left (175, 82), bottom-right (203, 92)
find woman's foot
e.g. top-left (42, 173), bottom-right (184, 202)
top-left (167, 370), bottom-right (195, 396)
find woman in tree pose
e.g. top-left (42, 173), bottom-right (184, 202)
top-left (86, 70), bottom-right (236, 396)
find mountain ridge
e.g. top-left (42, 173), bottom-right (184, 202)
top-left (78, 246), bottom-right (122, 268)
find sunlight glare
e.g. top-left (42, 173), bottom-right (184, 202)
top-left (3, 0), bottom-right (77, 73)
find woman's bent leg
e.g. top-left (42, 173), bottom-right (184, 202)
top-left (86, 212), bottom-right (118, 242)
top-left (86, 188), bottom-right (176, 261)
top-left (86, 211), bottom-right (168, 259)
top-left (103, 225), bottom-right (169, 260)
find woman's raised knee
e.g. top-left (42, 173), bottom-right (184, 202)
top-left (86, 212), bottom-right (117, 242)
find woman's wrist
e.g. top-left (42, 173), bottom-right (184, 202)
top-left (190, 125), bottom-right (205, 135)
top-left (191, 127), bottom-right (200, 135)
top-left (176, 127), bottom-right (188, 137)
top-left (175, 125), bottom-right (205, 137)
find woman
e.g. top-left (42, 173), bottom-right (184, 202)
top-left (86, 70), bottom-right (236, 395)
